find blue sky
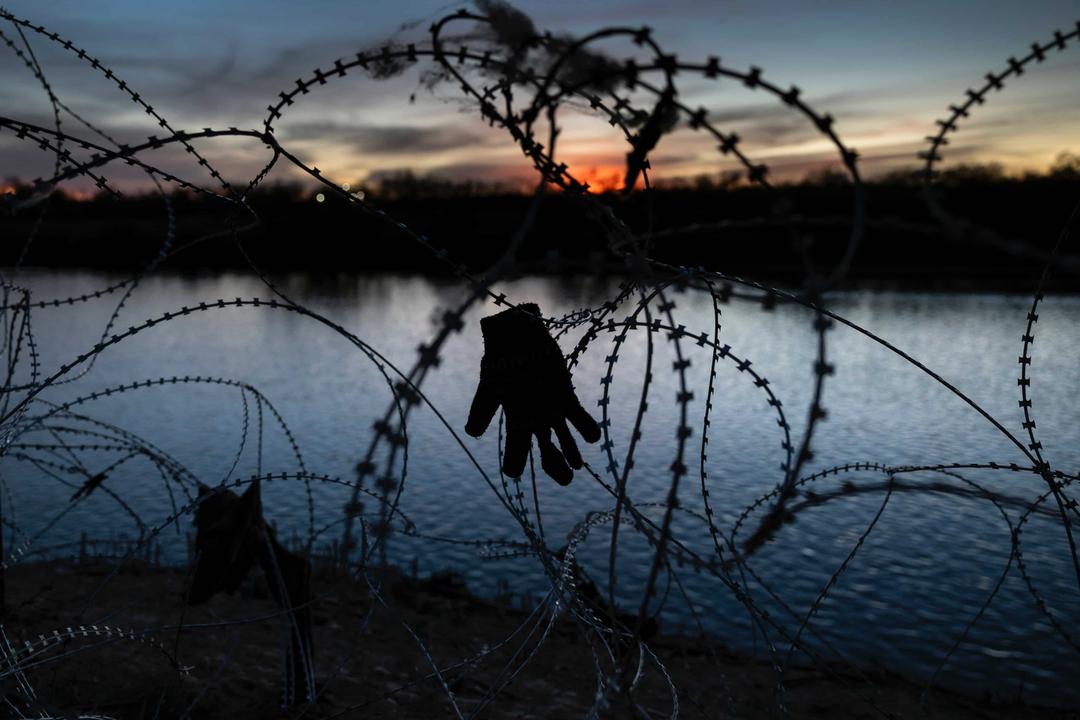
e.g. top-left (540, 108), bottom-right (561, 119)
top-left (1, 0), bottom-right (1078, 192)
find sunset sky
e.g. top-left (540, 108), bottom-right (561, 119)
top-left (1, 0), bottom-right (1078, 194)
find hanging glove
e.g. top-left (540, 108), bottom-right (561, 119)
top-left (465, 303), bottom-right (601, 485)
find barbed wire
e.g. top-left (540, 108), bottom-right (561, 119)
top-left (0, 2), bottom-right (1077, 718)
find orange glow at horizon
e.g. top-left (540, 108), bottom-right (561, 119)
top-left (573, 164), bottom-right (625, 193)
top-left (62, 188), bottom-right (100, 201)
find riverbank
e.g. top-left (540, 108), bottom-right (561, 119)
top-left (1, 558), bottom-right (1072, 719)
top-left (4, 177), bottom-right (1080, 292)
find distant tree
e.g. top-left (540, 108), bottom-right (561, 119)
top-left (1048, 151), bottom-right (1080, 181)
top-left (873, 167), bottom-right (923, 186)
top-left (801, 166), bottom-right (850, 187)
top-left (369, 170), bottom-right (513, 199)
top-left (654, 176), bottom-right (691, 191)
top-left (937, 162), bottom-right (1005, 185)
top-left (249, 181), bottom-right (306, 205)
top-left (652, 171), bottom-right (741, 192)
top-left (712, 170), bottom-right (743, 190)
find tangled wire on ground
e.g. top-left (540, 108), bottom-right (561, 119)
top-left (0, 2), bottom-right (1078, 718)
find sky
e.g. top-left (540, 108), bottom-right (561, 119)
top-left (1, 0), bottom-right (1079, 194)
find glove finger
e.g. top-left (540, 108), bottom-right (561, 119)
top-left (553, 418), bottom-right (583, 470)
top-left (502, 417), bottom-right (531, 478)
top-left (465, 379), bottom-right (500, 437)
top-left (536, 428), bottom-right (573, 486)
top-left (566, 400), bottom-right (602, 444)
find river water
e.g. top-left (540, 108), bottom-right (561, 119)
top-left (2, 270), bottom-right (1078, 706)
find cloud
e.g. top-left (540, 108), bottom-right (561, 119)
top-left (371, 160), bottom-right (531, 184)
top-left (279, 121), bottom-right (497, 156)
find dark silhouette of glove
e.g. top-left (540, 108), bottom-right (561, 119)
top-left (465, 303), bottom-right (601, 485)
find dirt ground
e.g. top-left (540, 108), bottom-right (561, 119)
top-left (0, 559), bottom-right (1073, 719)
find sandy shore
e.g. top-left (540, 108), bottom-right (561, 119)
top-left (0, 558), bottom-right (1072, 719)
